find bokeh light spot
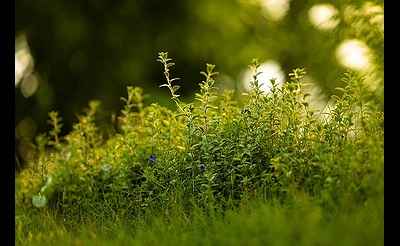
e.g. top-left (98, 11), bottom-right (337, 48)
top-left (20, 73), bottom-right (39, 98)
top-left (308, 4), bottom-right (340, 31)
top-left (15, 33), bottom-right (35, 87)
top-left (335, 39), bottom-right (372, 71)
top-left (259, 0), bottom-right (290, 22)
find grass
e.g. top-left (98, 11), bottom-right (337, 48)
top-left (15, 52), bottom-right (384, 245)
top-left (15, 191), bottom-right (383, 245)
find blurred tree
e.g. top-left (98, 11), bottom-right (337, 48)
top-left (15, 0), bottom-right (383, 171)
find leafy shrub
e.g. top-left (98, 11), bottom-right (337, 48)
top-left (15, 52), bottom-right (383, 227)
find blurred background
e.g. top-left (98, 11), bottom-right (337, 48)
top-left (15, 0), bottom-right (383, 172)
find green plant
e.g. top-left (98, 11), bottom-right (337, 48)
top-left (15, 52), bottom-right (383, 245)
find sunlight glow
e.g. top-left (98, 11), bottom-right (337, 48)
top-left (335, 39), bottom-right (372, 71)
top-left (308, 4), bottom-right (340, 31)
top-left (15, 33), bottom-right (38, 98)
top-left (257, 0), bottom-right (291, 22)
top-left (15, 34), bottom-right (34, 87)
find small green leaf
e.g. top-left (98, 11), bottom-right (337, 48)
top-left (166, 62), bottom-right (175, 68)
top-left (172, 85), bottom-right (180, 92)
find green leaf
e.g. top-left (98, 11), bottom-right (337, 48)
top-left (166, 62), bottom-right (175, 68)
top-left (172, 85), bottom-right (180, 92)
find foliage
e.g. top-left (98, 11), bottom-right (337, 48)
top-left (15, 1), bottom-right (384, 172)
top-left (15, 52), bottom-right (383, 244)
